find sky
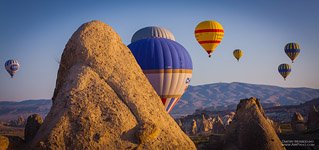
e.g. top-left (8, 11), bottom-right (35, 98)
top-left (0, 0), bottom-right (318, 101)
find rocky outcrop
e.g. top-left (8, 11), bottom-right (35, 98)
top-left (177, 119), bottom-right (183, 127)
top-left (267, 118), bottom-right (281, 133)
top-left (223, 97), bottom-right (284, 150)
top-left (201, 114), bottom-right (212, 132)
top-left (178, 114), bottom-right (227, 135)
top-left (29, 20), bottom-right (195, 149)
top-left (212, 116), bottom-right (225, 134)
top-left (191, 119), bottom-right (197, 135)
top-left (7, 116), bottom-right (25, 127)
top-left (0, 135), bottom-right (9, 150)
top-left (307, 105), bottom-right (319, 131)
top-left (24, 114), bottom-right (43, 143)
top-left (0, 135), bottom-right (24, 150)
top-left (291, 112), bottom-right (306, 133)
top-left (222, 112), bottom-right (235, 127)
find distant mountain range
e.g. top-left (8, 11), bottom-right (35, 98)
top-left (264, 97), bottom-right (319, 123)
top-left (0, 99), bottom-right (51, 121)
top-left (1, 82), bottom-right (319, 121)
top-left (170, 82), bottom-right (319, 117)
top-left (187, 97), bottom-right (319, 123)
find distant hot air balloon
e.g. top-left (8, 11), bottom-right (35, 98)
top-left (195, 20), bottom-right (224, 57)
top-left (5, 59), bottom-right (20, 78)
top-left (285, 42), bottom-right (300, 63)
top-left (128, 38), bottom-right (192, 113)
top-left (131, 26), bottom-right (175, 43)
top-left (278, 63), bottom-right (291, 80)
top-left (233, 49), bottom-right (243, 61)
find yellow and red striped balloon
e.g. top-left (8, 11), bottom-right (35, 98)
top-left (195, 20), bottom-right (224, 57)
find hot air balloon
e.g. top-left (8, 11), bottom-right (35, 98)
top-left (285, 42), bottom-right (300, 63)
top-left (233, 49), bottom-right (243, 61)
top-left (278, 63), bottom-right (291, 80)
top-left (195, 20), bottom-right (224, 57)
top-left (128, 38), bottom-right (192, 113)
top-left (131, 26), bottom-right (175, 43)
top-left (5, 59), bottom-right (20, 78)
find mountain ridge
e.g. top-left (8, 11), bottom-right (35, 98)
top-left (1, 82), bottom-right (319, 119)
top-left (171, 82), bottom-right (319, 117)
top-left (0, 99), bottom-right (51, 121)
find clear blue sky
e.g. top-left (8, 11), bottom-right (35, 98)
top-left (1, 0), bottom-right (318, 101)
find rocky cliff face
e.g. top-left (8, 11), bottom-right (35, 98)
top-left (178, 114), bottom-right (227, 135)
top-left (307, 105), bottom-right (319, 131)
top-left (191, 119), bottom-right (197, 135)
top-left (212, 116), bottom-right (225, 134)
top-left (267, 118), bottom-right (281, 133)
top-left (223, 97), bottom-right (284, 150)
top-left (222, 112), bottom-right (235, 127)
top-left (201, 114), bottom-right (212, 132)
top-left (0, 135), bottom-right (9, 150)
top-left (25, 114), bottom-right (43, 143)
top-left (29, 20), bottom-right (195, 149)
top-left (291, 112), bottom-right (306, 133)
top-left (0, 135), bottom-right (24, 150)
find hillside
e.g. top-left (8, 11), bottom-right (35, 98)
top-left (171, 82), bottom-right (319, 117)
top-left (0, 100), bottom-right (51, 121)
top-left (265, 97), bottom-right (319, 123)
top-left (1, 82), bottom-right (319, 120)
top-left (190, 97), bottom-right (319, 123)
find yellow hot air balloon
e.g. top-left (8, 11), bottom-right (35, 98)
top-left (233, 49), bottom-right (243, 61)
top-left (195, 20), bottom-right (224, 57)
top-left (278, 63), bottom-right (291, 81)
top-left (285, 42), bottom-right (300, 63)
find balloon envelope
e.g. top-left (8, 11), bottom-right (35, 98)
top-left (195, 20), bottom-right (224, 57)
top-left (278, 63), bottom-right (291, 80)
top-left (131, 26), bottom-right (175, 43)
top-left (233, 49), bottom-right (243, 61)
top-left (5, 59), bottom-right (20, 78)
top-left (128, 38), bottom-right (192, 113)
top-left (285, 42), bottom-right (300, 63)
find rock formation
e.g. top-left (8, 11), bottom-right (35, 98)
top-left (177, 119), bottom-right (183, 127)
top-left (29, 20), bottom-right (195, 149)
top-left (8, 116), bottom-right (25, 127)
top-left (307, 105), bottom-right (319, 131)
top-left (207, 116), bottom-right (215, 130)
top-left (201, 114), bottom-right (212, 132)
top-left (222, 112), bottom-right (235, 127)
top-left (267, 118), bottom-right (281, 133)
top-left (0, 135), bottom-right (24, 150)
top-left (25, 114), bottom-right (43, 143)
top-left (223, 97), bottom-right (284, 150)
top-left (212, 115), bottom-right (225, 134)
top-left (291, 112), bottom-right (306, 133)
top-left (191, 119), bottom-right (197, 135)
top-left (0, 135), bottom-right (9, 150)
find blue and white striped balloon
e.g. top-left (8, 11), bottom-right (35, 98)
top-left (131, 26), bottom-right (175, 43)
top-left (128, 38), bottom-right (192, 113)
top-left (5, 59), bottom-right (20, 78)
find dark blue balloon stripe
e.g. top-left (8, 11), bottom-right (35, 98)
top-left (128, 38), bottom-right (192, 70)
top-left (285, 49), bottom-right (300, 53)
top-left (279, 69), bottom-right (291, 72)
